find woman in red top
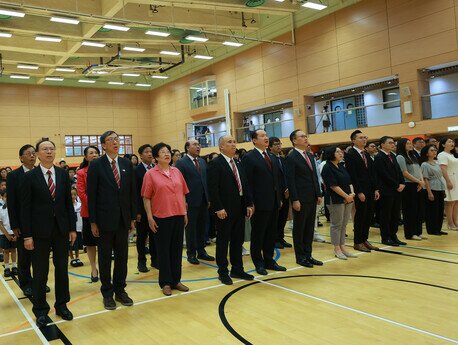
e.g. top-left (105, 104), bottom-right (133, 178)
top-left (76, 146), bottom-right (100, 282)
top-left (142, 142), bottom-right (189, 296)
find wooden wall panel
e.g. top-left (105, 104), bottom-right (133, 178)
top-left (387, 0), bottom-right (454, 27)
top-left (336, 11), bottom-right (388, 45)
top-left (338, 30), bottom-right (390, 61)
top-left (339, 49), bottom-right (391, 79)
top-left (335, 0), bottom-right (387, 28)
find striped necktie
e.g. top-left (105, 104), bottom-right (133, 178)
top-left (111, 160), bottom-right (120, 188)
top-left (46, 170), bottom-right (56, 200)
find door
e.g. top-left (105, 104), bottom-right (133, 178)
top-left (263, 112), bottom-right (282, 138)
top-left (331, 100), bottom-right (345, 131)
top-left (343, 96), bottom-right (358, 130)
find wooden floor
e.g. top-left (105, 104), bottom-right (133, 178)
top-left (1, 222), bottom-right (457, 345)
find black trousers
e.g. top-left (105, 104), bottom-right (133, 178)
top-left (424, 190), bottom-right (445, 234)
top-left (136, 217), bottom-right (157, 266)
top-left (153, 216), bottom-right (184, 288)
top-left (215, 211), bottom-right (244, 276)
top-left (379, 193), bottom-right (401, 241)
top-left (98, 219), bottom-right (129, 298)
top-left (186, 202), bottom-right (208, 258)
top-left (277, 197), bottom-right (289, 242)
top-left (31, 222), bottom-right (70, 317)
top-left (292, 201), bottom-right (317, 261)
top-left (353, 195), bottom-right (374, 244)
top-left (208, 211), bottom-right (217, 239)
top-left (17, 235), bottom-right (33, 290)
top-left (250, 209), bottom-right (277, 268)
top-left (401, 183), bottom-right (423, 238)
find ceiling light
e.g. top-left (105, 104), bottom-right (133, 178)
top-left (151, 5), bottom-right (159, 13)
top-left (50, 16), bottom-right (79, 25)
top-left (94, 71), bottom-right (108, 75)
top-left (45, 77), bottom-right (64, 81)
top-left (275, 0), bottom-right (285, 2)
top-left (151, 75), bottom-right (168, 79)
top-left (78, 79), bottom-right (96, 83)
top-left (17, 64), bottom-right (39, 70)
top-left (136, 83), bottom-right (151, 87)
top-left (194, 55), bottom-right (213, 60)
top-left (160, 50), bottom-right (180, 56)
top-left (122, 73), bottom-right (140, 77)
top-left (0, 9), bottom-right (25, 18)
top-left (103, 23), bottom-right (130, 32)
top-left (55, 67), bottom-right (75, 72)
top-left (108, 81), bottom-right (125, 85)
top-left (123, 46), bottom-right (145, 52)
top-left (35, 35), bottom-right (62, 43)
top-left (10, 74), bottom-right (30, 79)
top-left (81, 41), bottom-right (105, 48)
top-left (145, 30), bottom-right (170, 37)
top-left (302, 1), bottom-right (328, 10)
top-left (222, 41), bottom-right (243, 47)
top-left (0, 32), bottom-right (12, 38)
top-left (185, 35), bottom-right (208, 42)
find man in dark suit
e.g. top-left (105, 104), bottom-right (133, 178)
top-left (176, 139), bottom-right (214, 265)
top-left (374, 136), bottom-right (406, 246)
top-left (134, 144), bottom-right (157, 273)
top-left (285, 130), bottom-right (323, 268)
top-left (269, 136), bottom-right (292, 249)
top-left (207, 135), bottom-right (254, 285)
top-left (345, 130), bottom-right (380, 252)
top-left (21, 139), bottom-right (76, 327)
top-left (243, 130), bottom-right (286, 275)
top-left (87, 130), bottom-right (136, 310)
top-left (412, 137), bottom-right (425, 162)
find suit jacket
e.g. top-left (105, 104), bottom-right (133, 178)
top-left (285, 149), bottom-right (321, 203)
top-left (207, 154), bottom-right (252, 217)
top-left (374, 151), bottom-right (404, 197)
top-left (345, 147), bottom-right (378, 195)
top-left (87, 155), bottom-right (136, 232)
top-left (134, 163), bottom-right (149, 218)
top-left (175, 155), bottom-right (209, 207)
top-left (20, 166), bottom-right (76, 239)
top-left (412, 150), bottom-right (421, 162)
top-left (7, 166), bottom-right (26, 230)
top-left (242, 149), bottom-right (283, 211)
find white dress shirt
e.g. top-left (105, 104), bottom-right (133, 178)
top-left (106, 155), bottom-right (121, 181)
top-left (221, 153), bottom-right (243, 196)
top-left (40, 164), bottom-right (56, 189)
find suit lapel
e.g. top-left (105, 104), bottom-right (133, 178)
top-left (55, 167), bottom-right (62, 198)
top-left (219, 155), bottom-right (238, 187)
top-left (102, 155), bottom-right (118, 189)
top-left (33, 167), bottom-right (53, 202)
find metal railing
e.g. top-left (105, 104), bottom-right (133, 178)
top-left (187, 130), bottom-right (226, 148)
top-left (235, 118), bottom-right (295, 143)
top-left (421, 89), bottom-right (458, 120)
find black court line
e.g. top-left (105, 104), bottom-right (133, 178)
top-left (218, 274), bottom-right (458, 344)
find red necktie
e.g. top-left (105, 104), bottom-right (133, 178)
top-left (46, 170), bottom-right (56, 199)
top-left (361, 151), bottom-right (368, 168)
top-left (388, 153), bottom-right (394, 164)
top-left (230, 159), bottom-right (242, 194)
top-left (263, 152), bottom-right (272, 171)
top-left (194, 158), bottom-right (201, 173)
top-left (302, 151), bottom-right (313, 171)
top-left (147, 165), bottom-right (152, 170)
top-left (111, 160), bottom-right (120, 188)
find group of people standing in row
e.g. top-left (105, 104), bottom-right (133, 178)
top-left (0, 128), bottom-right (456, 328)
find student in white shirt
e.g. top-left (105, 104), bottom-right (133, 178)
top-left (0, 191), bottom-right (17, 277)
top-left (69, 188), bottom-right (84, 267)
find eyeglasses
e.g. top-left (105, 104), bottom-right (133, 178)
top-left (40, 147), bottom-right (55, 152)
top-left (105, 137), bottom-right (120, 143)
top-left (22, 151), bottom-right (36, 157)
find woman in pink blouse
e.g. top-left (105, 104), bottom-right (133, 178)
top-left (142, 142), bottom-right (189, 296)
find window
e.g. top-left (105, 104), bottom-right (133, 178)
top-left (383, 88), bottom-right (401, 109)
top-left (64, 135), bottom-right (133, 157)
top-left (189, 80), bottom-right (217, 110)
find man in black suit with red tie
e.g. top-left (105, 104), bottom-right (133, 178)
top-left (285, 130), bottom-right (323, 268)
top-left (207, 135), bottom-right (254, 285)
top-left (87, 131), bottom-right (136, 310)
top-left (243, 130), bottom-right (286, 275)
top-left (134, 144), bottom-right (157, 273)
top-left (374, 136), bottom-right (406, 246)
top-left (21, 139), bottom-right (76, 327)
top-left (345, 130), bottom-right (380, 252)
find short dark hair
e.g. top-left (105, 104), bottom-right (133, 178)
top-left (59, 159), bottom-right (66, 164)
top-left (323, 146), bottom-right (338, 162)
top-left (184, 141), bottom-right (190, 153)
top-left (152, 142), bottom-right (172, 159)
top-left (269, 137), bottom-right (280, 148)
top-left (35, 138), bottom-right (56, 152)
top-left (79, 145), bottom-right (100, 169)
top-left (289, 129), bottom-right (301, 145)
top-left (412, 137), bottom-right (424, 145)
top-left (100, 130), bottom-right (117, 144)
top-left (350, 130), bottom-right (362, 141)
top-left (251, 129), bottom-right (262, 140)
top-left (365, 141), bottom-right (377, 149)
top-left (138, 144), bottom-right (153, 155)
top-left (420, 144), bottom-right (436, 163)
top-left (379, 136), bottom-right (394, 145)
top-left (19, 144), bottom-right (34, 157)
top-left (426, 137), bottom-right (437, 145)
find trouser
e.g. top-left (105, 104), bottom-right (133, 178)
top-left (31, 221), bottom-right (69, 317)
top-left (185, 202), bottom-right (208, 258)
top-left (276, 197), bottom-right (290, 242)
top-left (401, 183), bottom-right (423, 238)
top-left (292, 201), bottom-right (317, 261)
top-left (328, 203), bottom-right (352, 246)
top-left (215, 211), bottom-right (244, 276)
top-left (154, 216), bottom-right (185, 288)
top-left (98, 219), bottom-right (129, 298)
top-left (250, 209), bottom-right (277, 268)
top-left (379, 193), bottom-right (401, 241)
top-left (425, 190), bottom-right (445, 234)
top-left (353, 195), bottom-right (374, 244)
top-left (136, 217), bottom-right (157, 266)
top-left (17, 235), bottom-right (33, 290)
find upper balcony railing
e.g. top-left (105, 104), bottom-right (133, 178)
top-left (235, 118), bottom-right (295, 143)
top-left (421, 89), bottom-right (458, 120)
top-left (187, 130), bottom-right (226, 148)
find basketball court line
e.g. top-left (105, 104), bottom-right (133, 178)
top-left (254, 278), bottom-right (458, 344)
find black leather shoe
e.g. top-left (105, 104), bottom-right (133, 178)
top-left (45, 285), bottom-right (51, 293)
top-left (4, 268), bottom-right (11, 277)
top-left (91, 270), bottom-right (99, 283)
top-left (296, 259), bottom-right (313, 268)
top-left (230, 271), bottom-right (254, 280)
top-left (138, 263), bottom-right (150, 273)
top-left (103, 296), bottom-right (117, 310)
top-left (56, 307), bottom-right (73, 321)
top-left (12, 267), bottom-right (18, 275)
top-left (280, 239), bottom-right (292, 248)
top-left (439, 231), bottom-right (448, 235)
top-left (115, 292), bottom-right (133, 306)
top-left (218, 274), bottom-right (233, 285)
top-left (197, 253), bottom-right (215, 261)
top-left (23, 287), bottom-right (33, 297)
top-left (151, 262), bottom-right (159, 269)
top-left (256, 267), bottom-right (268, 275)
top-left (187, 256), bottom-right (200, 265)
top-left (274, 242), bottom-right (284, 249)
top-left (36, 315), bottom-right (52, 328)
top-left (266, 263), bottom-right (287, 271)
top-left (381, 239), bottom-right (399, 246)
top-left (393, 237), bottom-right (406, 245)
top-left (308, 257), bottom-right (323, 266)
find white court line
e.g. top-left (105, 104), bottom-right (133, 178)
top-left (0, 275), bottom-right (49, 344)
top-left (255, 279), bottom-right (458, 344)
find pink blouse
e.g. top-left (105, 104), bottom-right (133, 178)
top-left (141, 165), bottom-right (189, 218)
